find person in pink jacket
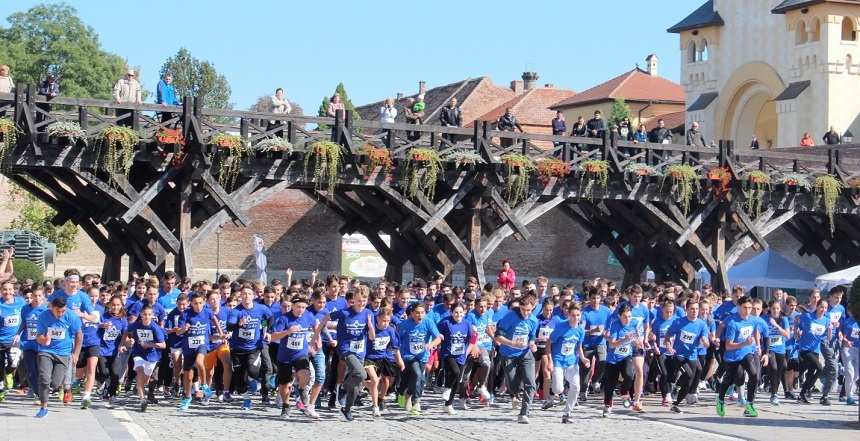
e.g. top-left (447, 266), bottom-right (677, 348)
top-left (497, 260), bottom-right (516, 291)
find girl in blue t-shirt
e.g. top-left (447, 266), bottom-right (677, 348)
top-left (664, 301), bottom-right (709, 414)
top-left (97, 295), bottom-right (128, 405)
top-left (649, 299), bottom-right (677, 407)
top-left (365, 308), bottom-right (403, 417)
top-left (795, 299), bottom-right (832, 404)
top-left (546, 303), bottom-right (587, 424)
top-left (395, 302), bottom-right (441, 416)
top-left (602, 303), bottom-right (641, 416)
top-left (19, 285), bottom-right (47, 401)
top-left (761, 300), bottom-right (791, 405)
top-left (437, 303), bottom-right (476, 415)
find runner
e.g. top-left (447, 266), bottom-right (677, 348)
top-left (603, 303), bottom-right (639, 417)
top-left (820, 287), bottom-right (845, 405)
top-left (97, 295), bottom-right (128, 406)
top-left (164, 293), bottom-right (189, 399)
top-left (534, 298), bottom-right (558, 408)
top-left (19, 285), bottom-right (47, 400)
top-left (650, 299), bottom-right (677, 407)
top-left (204, 290), bottom-right (232, 402)
top-left (545, 302), bottom-right (588, 424)
top-left (795, 298), bottom-right (833, 404)
top-left (664, 300), bottom-right (709, 414)
top-left (76, 286), bottom-right (103, 409)
top-left (609, 285), bottom-right (650, 413)
top-left (494, 295), bottom-right (539, 424)
top-left (783, 296), bottom-right (802, 400)
top-left (306, 289), bottom-right (328, 412)
top-left (579, 288), bottom-right (609, 403)
top-left (128, 304), bottom-right (167, 412)
top-left (395, 302), bottom-right (440, 416)
top-left (34, 296), bottom-right (82, 417)
top-left (269, 295), bottom-right (318, 419)
top-left (227, 283), bottom-right (274, 410)
top-left (463, 296), bottom-right (494, 407)
top-left (840, 309), bottom-right (859, 405)
top-left (176, 292), bottom-right (223, 410)
top-left (364, 307), bottom-right (403, 417)
top-left (761, 299), bottom-right (790, 405)
top-left (716, 296), bottom-right (761, 417)
top-left (0, 280), bottom-right (26, 401)
top-left (437, 302), bottom-right (477, 415)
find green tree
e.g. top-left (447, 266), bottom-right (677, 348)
top-left (159, 48), bottom-right (233, 122)
top-left (5, 181), bottom-right (78, 255)
top-left (608, 97), bottom-right (631, 129)
top-left (0, 3), bottom-right (127, 100)
top-left (316, 83), bottom-right (361, 131)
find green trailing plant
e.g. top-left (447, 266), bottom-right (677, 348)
top-left (777, 172), bottom-right (812, 191)
top-left (444, 150), bottom-right (486, 167)
top-left (500, 153), bottom-right (536, 206)
top-left (94, 125), bottom-right (140, 181)
top-left (742, 170), bottom-right (772, 219)
top-left (813, 174), bottom-right (844, 235)
top-left (255, 137), bottom-right (293, 154)
top-left (623, 162), bottom-right (660, 178)
top-left (304, 140), bottom-right (345, 193)
top-left (208, 134), bottom-right (250, 190)
top-left (661, 164), bottom-right (700, 216)
top-left (403, 147), bottom-right (444, 200)
top-left (0, 118), bottom-right (22, 173)
top-left (580, 159), bottom-right (610, 201)
top-left (47, 121), bottom-right (88, 146)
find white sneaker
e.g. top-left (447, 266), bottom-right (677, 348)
top-left (458, 397), bottom-right (470, 410)
top-left (372, 406), bottom-right (381, 417)
top-left (305, 408), bottom-right (320, 419)
top-left (441, 387), bottom-right (451, 401)
top-left (478, 386), bottom-right (491, 400)
top-left (517, 414), bottom-right (529, 424)
top-left (512, 396), bottom-right (521, 411)
top-left (405, 397), bottom-right (413, 413)
top-left (444, 405), bottom-right (457, 415)
top-left (413, 400), bottom-right (422, 412)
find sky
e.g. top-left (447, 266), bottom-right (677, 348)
top-left (1, 0), bottom-right (697, 114)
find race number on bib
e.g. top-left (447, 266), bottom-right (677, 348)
top-left (561, 342), bottom-right (576, 356)
top-left (810, 323), bottom-right (826, 336)
top-left (27, 328), bottom-right (37, 340)
top-left (373, 336), bottom-right (390, 351)
top-left (349, 339), bottom-right (365, 353)
top-left (680, 331), bottom-right (696, 345)
top-left (410, 341), bottom-right (425, 354)
top-left (769, 335), bottom-right (783, 346)
top-left (513, 334), bottom-right (528, 346)
top-left (188, 336), bottom-right (205, 349)
top-left (851, 328), bottom-right (860, 339)
top-left (4, 315), bottom-right (19, 327)
top-left (49, 327), bottom-right (66, 340)
top-left (479, 332), bottom-right (492, 344)
top-left (539, 328), bottom-right (552, 339)
top-left (136, 329), bottom-right (153, 342)
top-left (738, 326), bottom-right (753, 340)
top-left (238, 328), bottom-right (255, 340)
top-left (615, 345), bottom-right (631, 356)
top-left (104, 329), bottom-right (121, 341)
top-left (287, 334), bottom-right (304, 350)
top-left (451, 342), bottom-right (465, 355)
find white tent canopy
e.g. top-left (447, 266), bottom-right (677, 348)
top-left (815, 264), bottom-right (860, 291)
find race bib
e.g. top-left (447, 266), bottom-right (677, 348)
top-left (349, 339), bottom-right (365, 353)
top-left (287, 334), bottom-right (304, 350)
top-left (769, 335), bottom-right (783, 346)
top-left (680, 331), bottom-right (696, 345)
top-left (188, 335), bottom-right (205, 349)
top-left (615, 344), bottom-right (631, 356)
top-left (104, 329), bottom-right (121, 341)
top-left (512, 333), bottom-right (528, 346)
top-left (479, 332), bottom-right (491, 344)
top-left (373, 336), bottom-right (390, 351)
top-left (451, 341), bottom-right (465, 355)
top-left (851, 328), bottom-right (860, 339)
top-left (738, 326), bottom-right (753, 339)
top-left (4, 315), bottom-right (20, 327)
top-left (174, 316), bottom-right (180, 327)
top-left (561, 342), bottom-right (576, 356)
top-left (539, 328), bottom-right (552, 339)
top-left (810, 323), bottom-right (825, 336)
top-left (658, 337), bottom-right (667, 349)
top-left (410, 340), bottom-right (425, 354)
top-left (49, 327), bottom-right (66, 340)
top-left (830, 312), bottom-right (842, 325)
top-left (27, 328), bottom-right (37, 340)
top-left (238, 327), bottom-right (255, 340)
top-left (136, 329), bottom-right (153, 342)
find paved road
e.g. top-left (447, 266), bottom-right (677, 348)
top-left (2, 389), bottom-right (858, 441)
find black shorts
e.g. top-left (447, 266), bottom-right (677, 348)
top-left (534, 347), bottom-right (546, 358)
top-left (276, 357), bottom-right (310, 385)
top-left (183, 350), bottom-right (208, 372)
top-left (787, 358), bottom-right (800, 371)
top-left (365, 358), bottom-right (398, 378)
top-left (633, 348), bottom-right (646, 357)
top-left (76, 345), bottom-right (100, 368)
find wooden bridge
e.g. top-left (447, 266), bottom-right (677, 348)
top-left (2, 83), bottom-right (859, 291)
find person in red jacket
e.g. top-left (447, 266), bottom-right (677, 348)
top-left (497, 260), bottom-right (516, 291)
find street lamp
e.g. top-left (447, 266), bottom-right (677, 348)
top-left (843, 130), bottom-right (853, 143)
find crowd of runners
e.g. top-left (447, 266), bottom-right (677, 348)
top-left (0, 264), bottom-right (857, 424)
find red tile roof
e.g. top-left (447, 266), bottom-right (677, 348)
top-left (642, 110), bottom-right (686, 132)
top-left (469, 87), bottom-right (576, 128)
top-left (550, 68), bottom-right (685, 109)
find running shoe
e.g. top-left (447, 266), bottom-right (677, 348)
top-left (441, 387), bottom-right (451, 401)
top-left (716, 399), bottom-right (725, 417)
top-left (444, 405), bottom-right (457, 415)
top-left (241, 398), bottom-right (252, 410)
top-left (743, 403), bottom-right (758, 417)
top-left (797, 395), bottom-right (811, 404)
top-left (557, 395), bottom-right (567, 406)
top-left (202, 384), bottom-right (213, 400)
top-left (146, 394), bottom-right (159, 405)
top-left (81, 397), bottom-right (92, 409)
top-left (108, 397), bottom-right (119, 407)
top-left (770, 394), bottom-right (781, 406)
top-left (622, 396), bottom-right (631, 408)
top-left (249, 380), bottom-right (259, 394)
top-left (340, 407), bottom-right (355, 421)
top-left (372, 406), bottom-right (382, 417)
top-left (163, 386), bottom-right (172, 399)
top-left (261, 395), bottom-right (271, 405)
top-left (26, 389), bottom-right (35, 399)
top-left (280, 406), bottom-right (291, 418)
top-left (820, 397), bottom-right (831, 406)
top-left (517, 414), bottom-right (529, 424)
top-left (179, 397), bottom-right (191, 411)
top-left (0, 390), bottom-right (6, 402)
top-left (478, 386), bottom-right (491, 400)
top-left (201, 395), bottom-right (210, 406)
top-left (397, 394), bottom-right (406, 408)
top-left (784, 391), bottom-right (797, 400)
top-left (541, 400), bottom-right (554, 410)
top-left (632, 403), bottom-right (645, 413)
top-left (296, 400), bottom-right (306, 412)
top-left (512, 396), bottom-right (521, 411)
top-left (662, 396), bottom-right (670, 406)
top-left (602, 405), bottom-right (612, 417)
top-left (579, 392), bottom-right (587, 402)
top-left (140, 399), bottom-right (148, 412)
top-left (409, 407), bottom-right (420, 416)
top-left (36, 407), bottom-right (48, 418)
top-left (847, 398), bottom-right (857, 405)
top-left (305, 408), bottom-right (320, 419)
top-left (222, 391), bottom-right (234, 403)
top-left (458, 397), bottom-right (470, 410)
top-left (63, 389), bottom-right (72, 406)
top-left (562, 414), bottom-right (571, 424)
top-left (72, 380), bottom-right (81, 395)
top-left (670, 405), bottom-right (683, 414)
top-left (738, 397), bottom-right (746, 406)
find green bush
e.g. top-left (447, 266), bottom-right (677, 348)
top-left (851, 275), bottom-right (860, 319)
top-left (12, 258), bottom-right (44, 284)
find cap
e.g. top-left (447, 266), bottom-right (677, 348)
top-left (47, 74), bottom-right (55, 80)
top-left (126, 68), bottom-right (135, 76)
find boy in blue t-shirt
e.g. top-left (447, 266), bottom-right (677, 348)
top-left (35, 296), bottom-right (82, 418)
top-left (494, 296), bottom-right (538, 424)
top-left (546, 303), bottom-right (588, 424)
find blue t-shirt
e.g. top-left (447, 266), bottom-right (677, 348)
top-left (0, 296), bottom-right (27, 344)
top-left (723, 314), bottom-right (758, 362)
top-left (536, 313), bottom-right (557, 349)
top-left (20, 303), bottom-right (47, 351)
top-left (165, 308), bottom-right (185, 349)
top-left (99, 313), bottom-right (128, 357)
top-left (128, 300), bottom-right (166, 325)
top-left (698, 315), bottom-right (716, 356)
top-left (392, 302), bottom-right (412, 322)
top-left (209, 307), bottom-right (231, 351)
top-left (466, 310), bottom-right (493, 350)
top-left (753, 316), bottom-right (769, 352)
top-left (428, 304), bottom-right (451, 324)
top-left (495, 308), bottom-right (538, 358)
top-left (651, 313), bottom-right (677, 354)
top-left (827, 304), bottom-right (846, 343)
top-left (797, 313), bottom-right (830, 353)
top-left (580, 304), bottom-right (610, 347)
top-left (398, 318), bottom-right (441, 362)
top-left (490, 305), bottom-right (508, 325)
top-left (48, 291), bottom-right (94, 315)
top-left (548, 320), bottom-right (585, 368)
top-left (761, 313), bottom-right (790, 355)
top-left (81, 304), bottom-right (104, 348)
top-left (271, 310), bottom-right (318, 363)
top-left (667, 317), bottom-right (708, 360)
top-left (841, 317), bottom-right (859, 346)
top-left (157, 288), bottom-right (182, 315)
top-left (437, 316), bottom-right (474, 365)
top-left (228, 302), bottom-right (274, 352)
top-left (606, 319), bottom-right (637, 364)
top-left (331, 307), bottom-right (374, 358)
top-left (178, 308), bottom-right (215, 355)
top-left (36, 309), bottom-right (83, 356)
top-left (322, 297), bottom-right (347, 344)
top-left (128, 320), bottom-right (166, 361)
top-left (367, 323), bottom-right (400, 362)
top-left (785, 310), bottom-right (801, 359)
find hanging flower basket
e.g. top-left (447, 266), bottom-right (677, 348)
top-left (0, 118), bottom-right (22, 173)
top-left (46, 121), bottom-right (88, 147)
top-left (304, 140), bottom-right (346, 193)
top-left (580, 159), bottom-right (611, 201)
top-left (742, 171), bottom-right (772, 219)
top-left (813, 175), bottom-right (844, 235)
top-left (537, 157), bottom-right (571, 187)
top-left (94, 126), bottom-right (140, 183)
top-left (777, 172), bottom-right (811, 192)
top-left (707, 167), bottom-right (732, 199)
top-left (404, 147), bottom-right (444, 200)
top-left (660, 164), bottom-right (700, 216)
top-left (357, 144), bottom-right (393, 181)
top-left (155, 128), bottom-right (185, 146)
top-left (208, 134), bottom-right (251, 190)
top-left (444, 150), bottom-right (486, 168)
top-left (255, 137), bottom-right (293, 154)
top-left (623, 163), bottom-right (660, 179)
top-left (499, 153), bottom-right (537, 206)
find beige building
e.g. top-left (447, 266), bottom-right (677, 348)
top-left (670, 0), bottom-right (860, 150)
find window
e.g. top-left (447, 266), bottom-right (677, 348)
top-left (687, 40), bottom-right (697, 63)
top-left (796, 19), bottom-right (808, 45)
top-left (810, 17), bottom-right (821, 42)
top-left (842, 17), bottom-right (856, 42)
top-left (700, 38), bottom-right (709, 61)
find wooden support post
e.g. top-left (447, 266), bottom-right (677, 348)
top-left (467, 193), bottom-right (485, 286)
top-left (384, 235), bottom-right (405, 284)
top-left (712, 205), bottom-right (729, 292)
top-left (175, 175), bottom-right (194, 278)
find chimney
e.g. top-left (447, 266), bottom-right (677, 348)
top-left (396, 92), bottom-right (403, 100)
top-left (511, 80), bottom-right (523, 94)
top-left (544, 83), bottom-right (554, 89)
top-left (646, 54), bottom-right (658, 76)
top-left (418, 81), bottom-right (426, 95)
top-left (522, 72), bottom-right (539, 91)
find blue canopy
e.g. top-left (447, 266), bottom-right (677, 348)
top-left (728, 249), bottom-right (817, 290)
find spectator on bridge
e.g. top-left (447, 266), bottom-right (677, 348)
top-left (380, 97), bottom-right (397, 144)
top-left (439, 98), bottom-right (462, 145)
top-left (800, 132), bottom-right (815, 147)
top-left (112, 69), bottom-right (142, 127)
top-left (497, 107), bottom-right (524, 148)
top-left (327, 92), bottom-right (345, 141)
top-left (822, 126), bottom-right (841, 145)
top-left (750, 135), bottom-right (759, 150)
top-left (37, 74), bottom-right (59, 124)
top-left (618, 117), bottom-right (632, 141)
top-left (585, 111), bottom-right (606, 153)
top-left (267, 87), bottom-right (292, 133)
top-left (551, 111), bottom-right (566, 148)
top-left (0, 65), bottom-right (13, 93)
top-left (403, 97), bottom-right (423, 141)
top-left (685, 122), bottom-right (708, 148)
top-left (156, 74), bottom-right (180, 124)
top-left (570, 115), bottom-right (587, 153)
top-left (649, 118), bottom-right (673, 165)
top-left (633, 124), bottom-right (648, 143)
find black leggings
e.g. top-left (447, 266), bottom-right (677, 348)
top-left (672, 357), bottom-right (701, 405)
top-left (718, 353), bottom-right (758, 403)
top-left (603, 357), bottom-right (634, 406)
top-left (654, 353), bottom-right (673, 398)
top-left (768, 352), bottom-right (787, 395)
top-left (96, 355), bottom-right (124, 398)
top-left (580, 345), bottom-right (606, 392)
top-left (798, 350), bottom-right (822, 394)
top-left (0, 345), bottom-right (12, 388)
top-left (231, 350), bottom-right (261, 395)
top-left (442, 357), bottom-right (464, 406)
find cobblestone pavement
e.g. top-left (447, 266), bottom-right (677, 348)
top-left (2, 388), bottom-right (859, 441)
